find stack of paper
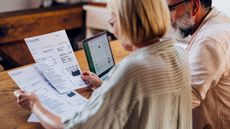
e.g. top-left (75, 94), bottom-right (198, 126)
top-left (25, 30), bottom-right (87, 93)
top-left (8, 30), bottom-right (88, 122)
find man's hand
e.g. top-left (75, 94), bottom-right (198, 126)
top-left (81, 71), bottom-right (103, 90)
top-left (14, 90), bottom-right (40, 112)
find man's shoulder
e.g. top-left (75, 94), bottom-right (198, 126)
top-left (198, 11), bottom-right (230, 38)
top-left (192, 16), bottom-right (230, 49)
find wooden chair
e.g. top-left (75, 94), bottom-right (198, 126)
top-left (0, 64), bottom-right (4, 72)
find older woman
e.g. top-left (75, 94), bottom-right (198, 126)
top-left (15, 0), bottom-right (192, 128)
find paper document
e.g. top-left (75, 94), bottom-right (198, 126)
top-left (25, 30), bottom-right (86, 93)
top-left (9, 65), bottom-right (87, 122)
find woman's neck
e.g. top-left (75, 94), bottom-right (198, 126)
top-left (133, 38), bottom-right (160, 51)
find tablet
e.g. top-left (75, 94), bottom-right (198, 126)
top-left (83, 32), bottom-right (115, 79)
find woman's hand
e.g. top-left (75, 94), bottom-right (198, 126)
top-left (81, 71), bottom-right (103, 90)
top-left (14, 90), bottom-right (40, 112)
top-left (14, 90), bottom-right (64, 129)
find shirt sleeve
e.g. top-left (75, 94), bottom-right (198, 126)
top-left (189, 38), bottom-right (227, 108)
top-left (63, 61), bottom-right (137, 129)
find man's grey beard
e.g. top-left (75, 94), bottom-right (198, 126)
top-left (173, 11), bottom-right (195, 38)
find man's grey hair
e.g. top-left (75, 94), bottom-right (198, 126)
top-left (200, 0), bottom-right (212, 9)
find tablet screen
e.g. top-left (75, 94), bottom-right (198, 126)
top-left (83, 32), bottom-right (115, 77)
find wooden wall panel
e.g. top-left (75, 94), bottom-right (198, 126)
top-left (0, 5), bottom-right (84, 44)
top-left (0, 4), bottom-right (84, 67)
top-left (0, 41), bottom-right (34, 66)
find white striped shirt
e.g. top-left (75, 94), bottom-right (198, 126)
top-left (187, 8), bottom-right (230, 129)
top-left (63, 38), bottom-right (192, 129)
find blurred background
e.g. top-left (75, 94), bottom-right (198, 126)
top-left (0, 0), bottom-right (229, 15)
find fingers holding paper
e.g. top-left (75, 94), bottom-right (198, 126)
top-left (14, 90), bottom-right (40, 112)
top-left (81, 71), bottom-right (103, 90)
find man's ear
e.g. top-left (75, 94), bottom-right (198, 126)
top-left (191, 0), bottom-right (200, 16)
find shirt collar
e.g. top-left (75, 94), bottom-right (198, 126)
top-left (131, 37), bottom-right (175, 56)
top-left (190, 7), bottom-right (219, 38)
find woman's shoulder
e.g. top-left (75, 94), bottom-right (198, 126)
top-left (117, 53), bottom-right (161, 76)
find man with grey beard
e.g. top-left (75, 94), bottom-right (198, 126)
top-left (166, 0), bottom-right (230, 129)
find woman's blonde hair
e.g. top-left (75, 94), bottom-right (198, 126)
top-left (108, 0), bottom-right (171, 45)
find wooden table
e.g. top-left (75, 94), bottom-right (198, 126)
top-left (0, 41), bottom-right (129, 129)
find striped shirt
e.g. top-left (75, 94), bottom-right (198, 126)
top-left (187, 8), bottom-right (230, 129)
top-left (63, 38), bottom-right (192, 129)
